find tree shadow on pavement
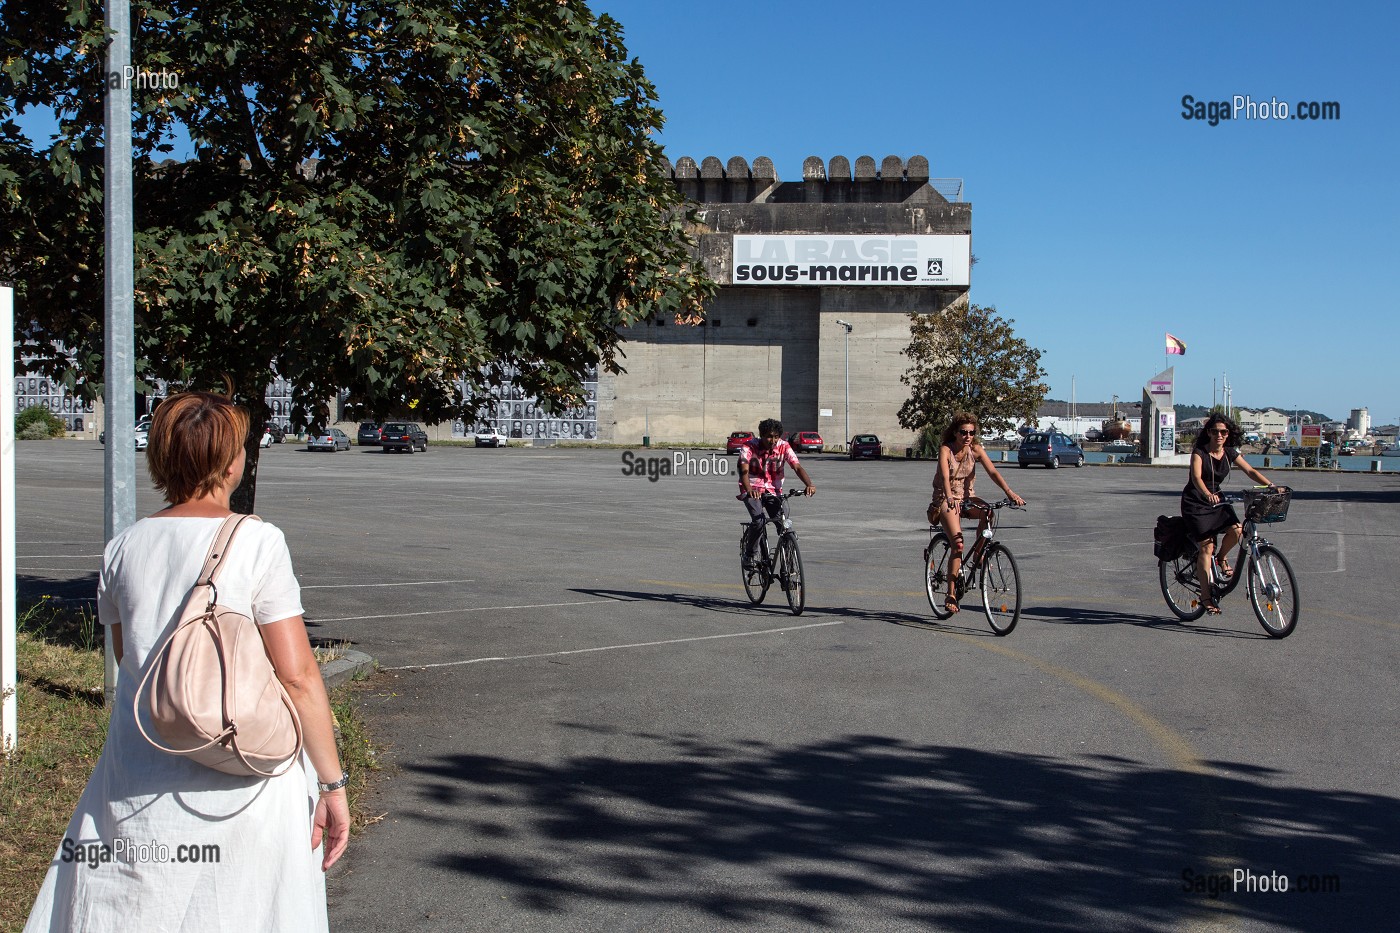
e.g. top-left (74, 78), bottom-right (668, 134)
top-left (398, 732), bottom-right (1396, 931)
top-left (17, 571), bottom-right (98, 605)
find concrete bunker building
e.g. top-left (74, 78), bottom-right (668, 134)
top-left (598, 154), bottom-right (971, 448)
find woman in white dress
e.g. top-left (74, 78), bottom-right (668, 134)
top-left (26, 391), bottom-right (350, 932)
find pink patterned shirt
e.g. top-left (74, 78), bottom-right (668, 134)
top-left (738, 438), bottom-right (801, 496)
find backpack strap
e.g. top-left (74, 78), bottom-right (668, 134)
top-left (133, 513), bottom-right (272, 761)
top-left (197, 513), bottom-right (261, 591)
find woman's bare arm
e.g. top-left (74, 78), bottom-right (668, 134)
top-left (259, 615), bottom-right (350, 870)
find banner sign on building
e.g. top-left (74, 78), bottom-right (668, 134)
top-left (732, 235), bottom-right (971, 287)
top-left (1159, 410), bottom-right (1176, 455)
top-left (1146, 367), bottom-right (1174, 408)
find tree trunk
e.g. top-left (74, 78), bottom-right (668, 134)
top-left (231, 391), bottom-right (272, 515)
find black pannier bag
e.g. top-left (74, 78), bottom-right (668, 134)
top-left (1153, 514), bottom-right (1190, 561)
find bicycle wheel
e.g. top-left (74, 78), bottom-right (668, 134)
top-left (777, 535), bottom-right (805, 616)
top-left (980, 544), bottom-right (1022, 636)
top-left (742, 527), bottom-right (771, 605)
top-left (1160, 553), bottom-right (1207, 621)
top-left (1248, 545), bottom-right (1299, 638)
top-left (924, 533), bottom-right (957, 620)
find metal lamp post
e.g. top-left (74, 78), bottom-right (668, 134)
top-left (835, 320), bottom-right (852, 450)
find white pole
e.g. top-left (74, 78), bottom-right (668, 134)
top-left (835, 320), bottom-right (852, 449)
top-left (843, 329), bottom-right (849, 447)
top-left (104, 0), bottom-right (137, 705)
top-left (2, 285), bottom-right (16, 754)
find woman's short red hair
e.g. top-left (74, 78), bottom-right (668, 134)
top-left (146, 392), bottom-right (249, 504)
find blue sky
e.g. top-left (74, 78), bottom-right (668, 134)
top-left (13, 2), bottom-right (1395, 420)
top-left (596, 0), bottom-right (1399, 421)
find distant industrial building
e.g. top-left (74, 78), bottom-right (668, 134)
top-left (596, 155), bottom-right (971, 448)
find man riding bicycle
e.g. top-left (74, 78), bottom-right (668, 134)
top-left (738, 418), bottom-right (816, 570)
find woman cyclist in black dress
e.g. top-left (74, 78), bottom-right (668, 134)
top-left (1182, 413), bottom-right (1277, 614)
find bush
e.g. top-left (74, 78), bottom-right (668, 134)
top-left (914, 424), bottom-right (941, 459)
top-left (15, 405), bottom-right (66, 438)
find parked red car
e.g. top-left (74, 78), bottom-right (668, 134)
top-left (726, 431), bottom-right (755, 454)
top-left (788, 431), bottom-right (824, 453)
top-left (848, 434), bottom-right (882, 459)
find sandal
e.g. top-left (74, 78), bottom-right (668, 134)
top-left (1202, 598), bottom-right (1222, 616)
top-left (1214, 557), bottom-right (1233, 580)
top-left (943, 595), bottom-right (960, 614)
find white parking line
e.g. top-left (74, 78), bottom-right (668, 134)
top-left (387, 620), bottom-right (847, 670)
top-left (300, 579), bottom-right (476, 589)
top-left (312, 598), bottom-right (617, 623)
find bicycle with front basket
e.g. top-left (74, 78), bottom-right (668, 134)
top-left (924, 497), bottom-right (1024, 635)
top-left (741, 489), bottom-right (806, 615)
top-left (1159, 485), bottom-right (1299, 637)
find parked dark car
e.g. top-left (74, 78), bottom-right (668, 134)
top-left (381, 421), bottom-right (428, 453)
top-left (1018, 430), bottom-right (1085, 468)
top-left (307, 427), bottom-right (351, 452)
top-left (357, 422), bottom-right (382, 446)
top-left (264, 422), bottom-right (286, 444)
top-left (787, 431), bottom-right (824, 453)
top-left (726, 431), bottom-right (755, 454)
top-left (848, 434), bottom-right (882, 459)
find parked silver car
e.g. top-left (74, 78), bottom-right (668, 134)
top-left (307, 428), bottom-right (351, 451)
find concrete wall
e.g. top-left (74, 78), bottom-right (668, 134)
top-left (603, 288), bottom-right (819, 445)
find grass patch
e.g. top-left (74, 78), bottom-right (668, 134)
top-left (328, 675), bottom-right (385, 833)
top-left (0, 601), bottom-right (383, 932)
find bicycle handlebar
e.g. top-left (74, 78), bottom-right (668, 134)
top-left (758, 489), bottom-right (806, 501)
top-left (977, 497), bottom-right (1026, 510)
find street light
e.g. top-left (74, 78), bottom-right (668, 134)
top-left (835, 320), bottom-right (852, 450)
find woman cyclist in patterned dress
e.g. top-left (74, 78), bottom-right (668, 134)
top-left (927, 412), bottom-right (1025, 614)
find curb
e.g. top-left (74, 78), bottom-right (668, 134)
top-left (320, 649), bottom-right (376, 689)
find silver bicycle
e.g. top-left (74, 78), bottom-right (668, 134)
top-left (1159, 486), bottom-right (1299, 638)
top-left (924, 498), bottom-right (1024, 635)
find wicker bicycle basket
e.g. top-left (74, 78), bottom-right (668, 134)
top-left (1243, 486), bottom-right (1292, 523)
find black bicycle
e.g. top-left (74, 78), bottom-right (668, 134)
top-left (1159, 486), bottom-right (1299, 638)
top-left (741, 489), bottom-right (806, 615)
top-left (924, 497), bottom-right (1024, 635)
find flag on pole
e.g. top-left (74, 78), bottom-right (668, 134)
top-left (1165, 333), bottom-right (1186, 356)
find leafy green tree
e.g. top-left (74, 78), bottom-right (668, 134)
top-left (1, 0), bottom-right (713, 509)
top-left (899, 300), bottom-right (1048, 440)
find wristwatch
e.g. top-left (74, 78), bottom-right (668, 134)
top-left (318, 770), bottom-right (350, 793)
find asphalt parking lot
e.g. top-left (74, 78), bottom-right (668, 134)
top-left (14, 441), bottom-right (1400, 931)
